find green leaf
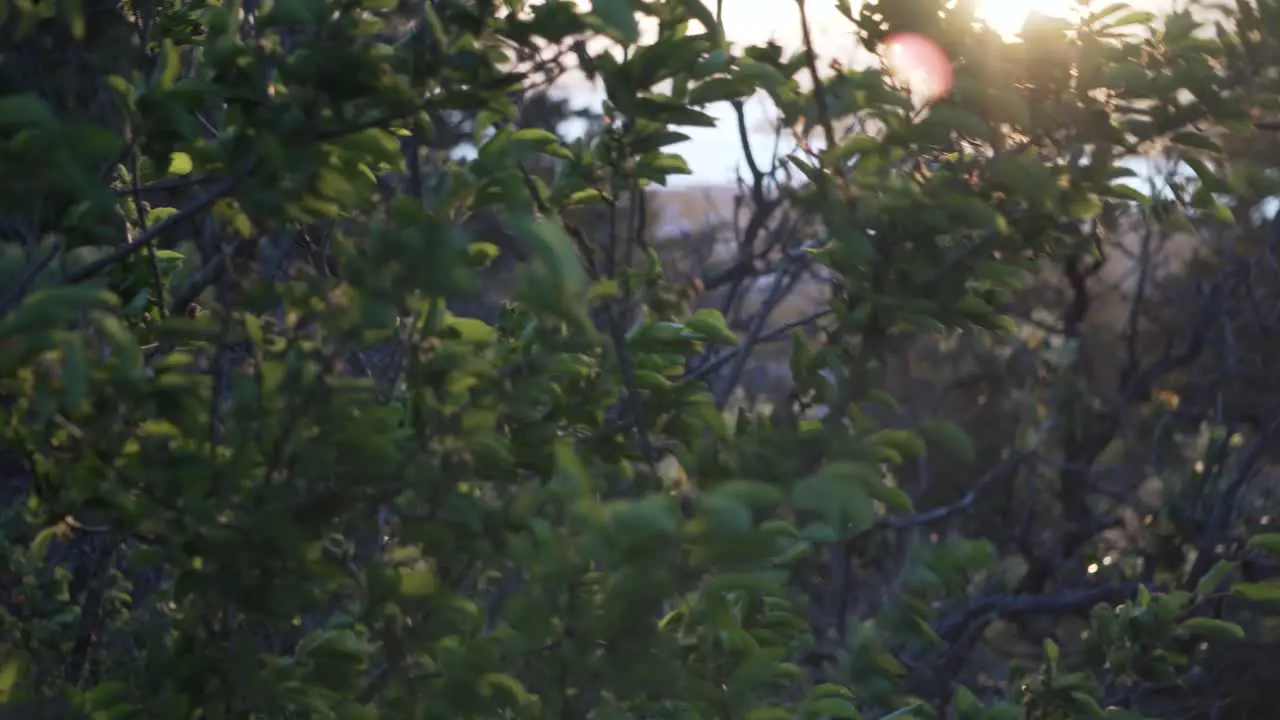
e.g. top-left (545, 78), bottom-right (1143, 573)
top-left (703, 570), bottom-right (788, 595)
top-left (629, 129), bottom-right (692, 154)
top-left (58, 0), bottom-right (87, 39)
top-left (684, 308), bottom-right (738, 345)
top-left (746, 709), bottom-right (793, 720)
top-left (632, 97), bottom-right (718, 127)
top-left (760, 519), bottom-right (801, 538)
top-left (1100, 10), bottom-right (1157, 29)
top-left (512, 127), bottom-right (572, 160)
top-left (803, 695), bottom-right (860, 719)
top-left (155, 39), bottom-right (181, 90)
top-left (1159, 206), bottom-right (1197, 233)
top-left (448, 317), bottom-right (499, 344)
top-left (864, 478), bottom-right (914, 513)
top-left (1082, 3), bottom-right (1135, 27)
top-left (591, 0), bottom-right (639, 43)
top-left (919, 419), bottom-right (975, 465)
top-left (985, 158), bottom-right (1054, 212)
top-left (1182, 156), bottom-right (1233, 194)
top-left (912, 616), bottom-right (943, 645)
top-left (1247, 533), bottom-right (1280, 557)
top-left (628, 320), bottom-right (692, 350)
top-left (1067, 193), bottom-right (1104, 220)
top-left (920, 103), bottom-right (992, 142)
top-left (868, 429), bottom-right (926, 461)
top-left (951, 686), bottom-right (982, 718)
top-left (1231, 581), bottom-right (1280, 603)
top-left (551, 441), bottom-right (590, 498)
top-left (1178, 616), bottom-right (1245, 641)
top-left (810, 683), bottom-right (855, 700)
top-left (398, 565), bottom-right (439, 597)
top-left (154, 249), bottom-right (184, 266)
top-left (242, 313), bottom-right (264, 349)
top-left (82, 681), bottom-right (132, 711)
top-left (708, 480), bottom-right (784, 509)
top-left (1190, 185), bottom-right (1234, 223)
top-left (478, 673), bottom-right (534, 706)
top-left (1043, 638), bottom-right (1060, 668)
top-left (1194, 559), bottom-right (1238, 598)
top-left (29, 524), bottom-right (66, 562)
top-left (90, 311), bottom-right (142, 375)
top-left (794, 462), bottom-right (879, 531)
top-left (987, 85), bottom-right (1032, 128)
top-left (512, 127), bottom-right (560, 146)
top-left (611, 495), bottom-right (680, 540)
top-left (511, 215), bottom-right (587, 316)
top-left (698, 491), bottom-right (754, 535)
top-left (1100, 183), bottom-right (1150, 203)
top-left (0, 658), bottom-right (18, 701)
top-left (331, 127), bottom-right (405, 168)
top-left (0, 93), bottom-right (56, 126)
top-left (800, 522), bottom-right (839, 543)
top-left (639, 152), bottom-right (694, 180)
top-left (688, 76), bottom-right (757, 105)
top-left (833, 134), bottom-right (883, 163)
top-left (60, 337), bottom-right (88, 410)
top-left (167, 152), bottom-right (194, 176)
top-left (0, 287), bottom-right (120, 343)
top-left (586, 278), bottom-right (622, 304)
top-left (733, 58), bottom-right (790, 90)
top-left (262, 0), bottom-right (326, 26)
top-left (1066, 692), bottom-right (1104, 717)
top-left (565, 189), bottom-right (609, 207)
top-left (146, 206), bottom-right (180, 227)
top-left (468, 241), bottom-right (502, 266)
top-left (674, 0), bottom-right (724, 44)
top-left (1103, 709), bottom-right (1147, 720)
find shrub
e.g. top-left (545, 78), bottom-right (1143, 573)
top-left (2, 1), bottom-right (1280, 719)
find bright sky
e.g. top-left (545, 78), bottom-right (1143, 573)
top-left (551, 0), bottom-right (1170, 185)
top-left (973, 0), bottom-right (1082, 39)
top-left (715, 0), bottom-right (1079, 45)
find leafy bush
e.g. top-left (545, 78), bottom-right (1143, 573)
top-left (3, 1), bottom-right (1280, 719)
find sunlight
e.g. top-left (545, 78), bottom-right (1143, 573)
top-left (974, 0), bottom-right (1082, 39)
top-left (883, 32), bottom-right (954, 103)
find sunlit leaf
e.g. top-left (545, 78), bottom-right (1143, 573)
top-left (684, 308), bottom-right (737, 345)
top-left (398, 565), bottom-right (439, 597)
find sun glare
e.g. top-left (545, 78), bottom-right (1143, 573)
top-left (974, 0), bottom-right (1082, 39)
top-left (880, 0), bottom-right (1088, 102)
top-left (883, 33), bottom-right (954, 103)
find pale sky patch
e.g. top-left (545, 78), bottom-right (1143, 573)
top-left (545, 0), bottom-right (1171, 185)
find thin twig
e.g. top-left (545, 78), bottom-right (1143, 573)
top-left (686, 309), bottom-right (832, 384)
top-left (65, 167), bottom-right (253, 285)
top-left (0, 238), bottom-right (64, 316)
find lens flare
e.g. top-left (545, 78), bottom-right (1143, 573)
top-left (881, 32), bottom-right (954, 105)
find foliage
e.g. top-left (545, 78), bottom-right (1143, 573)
top-left (1, 0), bottom-right (1280, 719)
